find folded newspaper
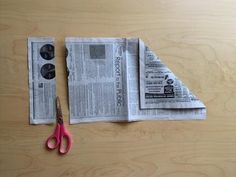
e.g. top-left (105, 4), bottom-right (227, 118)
top-left (66, 38), bottom-right (206, 124)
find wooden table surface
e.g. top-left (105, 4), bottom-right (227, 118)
top-left (1, 0), bottom-right (236, 176)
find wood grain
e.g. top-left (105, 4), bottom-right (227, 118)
top-left (1, 0), bottom-right (236, 176)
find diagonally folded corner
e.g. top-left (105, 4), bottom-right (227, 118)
top-left (138, 39), bottom-right (206, 110)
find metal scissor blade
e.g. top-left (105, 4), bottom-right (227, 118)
top-left (56, 96), bottom-right (63, 123)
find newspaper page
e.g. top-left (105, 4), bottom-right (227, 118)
top-left (139, 39), bottom-right (206, 109)
top-left (66, 38), bottom-right (128, 123)
top-left (126, 39), bottom-right (206, 121)
top-left (28, 37), bottom-right (56, 124)
top-left (66, 37), bottom-right (206, 124)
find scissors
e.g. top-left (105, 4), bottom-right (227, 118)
top-left (46, 96), bottom-right (72, 155)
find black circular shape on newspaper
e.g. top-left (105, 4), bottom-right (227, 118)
top-left (40, 44), bottom-right (54, 60)
top-left (40, 63), bottom-right (55, 80)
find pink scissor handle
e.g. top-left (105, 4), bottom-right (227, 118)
top-left (46, 123), bottom-right (61, 150)
top-left (58, 124), bottom-right (72, 154)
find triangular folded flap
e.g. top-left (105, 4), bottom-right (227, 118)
top-left (139, 39), bottom-right (206, 109)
